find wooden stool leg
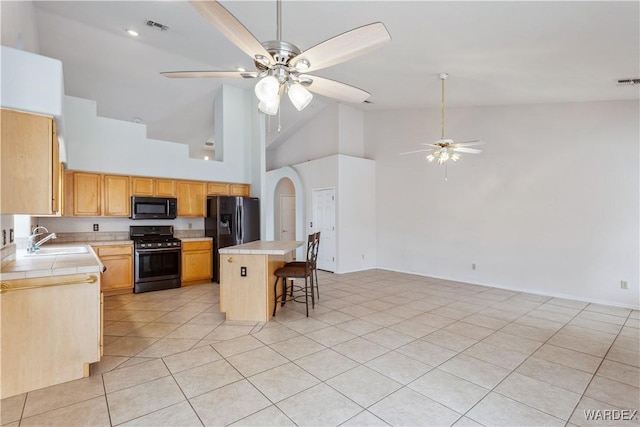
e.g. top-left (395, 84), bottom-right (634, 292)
top-left (272, 277), bottom-right (280, 317)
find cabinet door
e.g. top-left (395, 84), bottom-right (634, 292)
top-left (182, 249), bottom-right (212, 282)
top-left (74, 172), bottom-right (101, 216)
top-left (0, 109), bottom-right (56, 215)
top-left (95, 246), bottom-right (133, 292)
top-left (51, 122), bottom-right (61, 214)
top-left (207, 182), bottom-right (230, 195)
top-left (177, 181), bottom-right (205, 217)
top-left (63, 170), bottom-right (75, 216)
top-left (131, 177), bottom-right (154, 196)
top-left (103, 175), bottom-right (130, 216)
top-left (230, 184), bottom-right (250, 196)
top-left (155, 179), bottom-right (176, 197)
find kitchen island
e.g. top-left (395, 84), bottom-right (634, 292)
top-left (218, 240), bottom-right (303, 322)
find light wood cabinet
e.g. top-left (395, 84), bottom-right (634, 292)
top-left (177, 181), bottom-right (206, 217)
top-left (1, 108), bottom-right (61, 215)
top-left (131, 177), bottom-right (176, 197)
top-left (207, 182), bottom-right (250, 196)
top-left (182, 240), bottom-right (212, 285)
top-left (207, 182), bottom-right (230, 195)
top-left (73, 172), bottom-right (101, 216)
top-left (131, 177), bottom-right (154, 196)
top-left (94, 245), bottom-right (133, 296)
top-left (0, 273), bottom-right (101, 398)
top-left (103, 175), bottom-right (130, 216)
top-left (155, 179), bottom-right (176, 197)
top-left (230, 184), bottom-right (250, 196)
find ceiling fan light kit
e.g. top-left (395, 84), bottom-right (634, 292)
top-left (161, 0), bottom-right (391, 116)
top-left (401, 73), bottom-right (485, 179)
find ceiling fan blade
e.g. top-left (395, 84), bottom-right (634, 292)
top-left (453, 147), bottom-right (483, 153)
top-left (292, 22), bottom-right (391, 72)
top-left (304, 75), bottom-right (370, 103)
top-left (190, 0), bottom-right (274, 66)
top-left (420, 143), bottom-right (442, 147)
top-left (455, 140), bottom-right (485, 147)
top-left (161, 70), bottom-right (258, 79)
top-left (400, 148), bottom-right (435, 155)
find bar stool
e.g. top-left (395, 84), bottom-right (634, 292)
top-left (273, 233), bottom-right (315, 317)
top-left (283, 232), bottom-right (320, 301)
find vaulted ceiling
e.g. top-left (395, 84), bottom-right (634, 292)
top-left (30, 1), bottom-right (639, 157)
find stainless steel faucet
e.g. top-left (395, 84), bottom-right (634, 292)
top-left (27, 226), bottom-right (57, 253)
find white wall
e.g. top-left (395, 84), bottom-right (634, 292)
top-left (291, 154), bottom-right (376, 274)
top-left (365, 100), bottom-right (639, 308)
top-left (338, 156), bottom-right (376, 273)
top-left (65, 85), bottom-right (253, 183)
top-left (267, 104), bottom-right (339, 170)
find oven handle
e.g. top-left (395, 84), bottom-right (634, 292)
top-left (135, 247), bottom-right (181, 253)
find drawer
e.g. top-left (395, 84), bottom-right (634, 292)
top-left (94, 245), bottom-right (132, 256)
top-left (183, 241), bottom-right (212, 251)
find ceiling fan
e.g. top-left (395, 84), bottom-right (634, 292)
top-left (402, 73), bottom-right (484, 170)
top-left (161, 0), bottom-right (391, 115)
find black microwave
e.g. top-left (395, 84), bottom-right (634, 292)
top-left (130, 196), bottom-right (177, 220)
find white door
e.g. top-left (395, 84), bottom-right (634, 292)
top-left (280, 195), bottom-right (296, 241)
top-left (313, 188), bottom-right (336, 272)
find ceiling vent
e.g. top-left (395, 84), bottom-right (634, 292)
top-left (617, 78), bottom-right (640, 86)
top-left (145, 20), bottom-right (169, 31)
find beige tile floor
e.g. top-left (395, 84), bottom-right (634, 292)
top-left (2, 270), bottom-right (639, 426)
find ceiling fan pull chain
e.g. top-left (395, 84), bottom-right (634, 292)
top-left (278, 105), bottom-right (282, 133)
top-left (445, 163), bottom-right (448, 181)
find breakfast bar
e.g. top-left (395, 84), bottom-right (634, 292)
top-left (218, 240), bottom-right (303, 322)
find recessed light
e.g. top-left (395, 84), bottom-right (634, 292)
top-left (126, 29), bottom-right (139, 37)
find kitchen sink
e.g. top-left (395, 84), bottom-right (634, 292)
top-left (23, 246), bottom-right (89, 256)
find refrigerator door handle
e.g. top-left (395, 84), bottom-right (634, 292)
top-left (235, 205), bottom-right (241, 245)
top-left (240, 205), bottom-right (244, 242)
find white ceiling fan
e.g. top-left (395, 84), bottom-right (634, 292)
top-left (161, 0), bottom-right (391, 115)
top-left (402, 73), bottom-right (484, 175)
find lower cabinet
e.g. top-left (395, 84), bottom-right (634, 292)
top-left (93, 245), bottom-right (133, 296)
top-left (0, 273), bottom-right (101, 398)
top-left (181, 240), bottom-right (212, 285)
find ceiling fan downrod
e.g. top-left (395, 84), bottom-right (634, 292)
top-left (440, 72), bottom-right (448, 140)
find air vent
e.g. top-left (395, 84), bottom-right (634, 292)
top-left (145, 20), bottom-right (169, 31)
top-left (617, 78), bottom-right (640, 86)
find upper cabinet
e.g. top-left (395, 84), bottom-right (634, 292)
top-left (207, 182), bottom-right (250, 197)
top-left (65, 169), bottom-right (248, 218)
top-left (70, 172), bottom-right (130, 217)
top-left (177, 181), bottom-right (206, 217)
top-left (1, 109), bottom-right (62, 215)
top-left (103, 175), bottom-right (130, 217)
top-left (131, 177), bottom-right (176, 197)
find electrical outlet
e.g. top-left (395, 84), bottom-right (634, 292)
top-left (188, 222), bottom-right (192, 230)
top-left (93, 224), bottom-right (99, 231)
top-left (240, 266), bottom-right (247, 277)
top-left (472, 263), bottom-right (476, 270)
top-left (620, 280), bottom-right (628, 290)
top-left (362, 254), bottom-right (365, 259)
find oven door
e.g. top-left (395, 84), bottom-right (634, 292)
top-left (134, 247), bottom-right (181, 284)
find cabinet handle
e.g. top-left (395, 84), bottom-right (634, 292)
top-left (1, 275), bottom-right (98, 294)
top-left (227, 257), bottom-right (234, 263)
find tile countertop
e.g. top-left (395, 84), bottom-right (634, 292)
top-left (1, 243), bottom-right (105, 281)
top-left (218, 240), bottom-right (303, 255)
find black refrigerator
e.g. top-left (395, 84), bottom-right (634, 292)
top-left (205, 196), bottom-right (260, 282)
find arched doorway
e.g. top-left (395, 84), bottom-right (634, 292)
top-left (265, 167), bottom-right (305, 259)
